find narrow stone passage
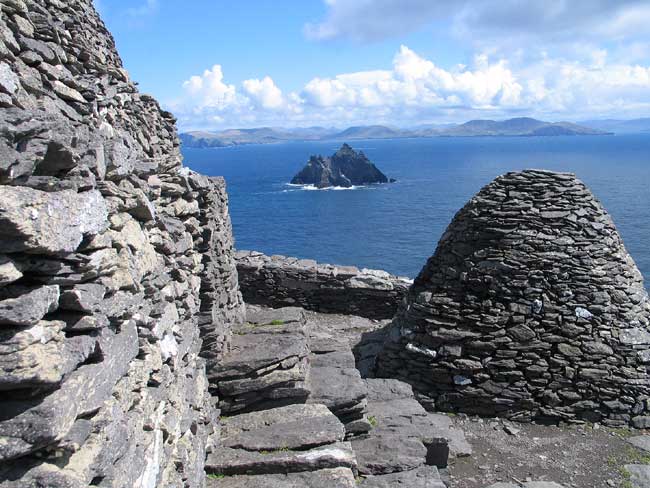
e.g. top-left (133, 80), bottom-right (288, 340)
top-left (206, 305), bottom-right (460, 487)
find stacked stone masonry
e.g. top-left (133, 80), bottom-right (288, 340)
top-left (0, 1), bottom-right (243, 486)
top-left (235, 250), bottom-right (412, 320)
top-left (377, 169), bottom-right (650, 426)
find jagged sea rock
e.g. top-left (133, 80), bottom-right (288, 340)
top-left (376, 169), bottom-right (650, 426)
top-left (291, 143), bottom-right (393, 188)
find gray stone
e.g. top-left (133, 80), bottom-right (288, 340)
top-left (523, 483), bottom-right (567, 488)
top-left (625, 464), bottom-right (650, 488)
top-left (0, 256), bottom-right (22, 286)
top-left (0, 321), bottom-right (137, 460)
top-left (205, 467), bottom-right (357, 488)
top-left (621, 328), bottom-right (650, 345)
top-left (221, 404), bottom-right (345, 451)
top-left (0, 187), bottom-right (108, 254)
top-left (215, 323), bottom-right (308, 378)
top-left (0, 285), bottom-right (59, 326)
top-left (58, 283), bottom-right (106, 312)
top-left (632, 417), bottom-right (650, 429)
top-left (52, 80), bottom-right (85, 103)
top-left (0, 320), bottom-right (93, 390)
top-left (206, 442), bottom-right (356, 476)
top-left (0, 62), bottom-right (19, 95)
top-left (245, 305), bottom-right (305, 325)
top-left (351, 433), bottom-right (427, 475)
top-left (308, 352), bottom-right (367, 413)
top-left (360, 465), bottom-right (446, 487)
top-left (628, 436), bottom-right (650, 453)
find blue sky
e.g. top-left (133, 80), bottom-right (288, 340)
top-left (97, 0), bottom-right (650, 130)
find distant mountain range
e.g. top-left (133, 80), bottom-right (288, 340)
top-left (578, 118), bottom-right (650, 134)
top-left (179, 117), bottom-right (616, 148)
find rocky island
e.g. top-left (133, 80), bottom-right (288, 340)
top-left (290, 143), bottom-right (394, 188)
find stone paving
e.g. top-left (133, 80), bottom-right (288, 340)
top-left (207, 305), bottom-right (456, 486)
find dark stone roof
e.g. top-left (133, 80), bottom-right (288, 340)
top-left (377, 169), bottom-right (650, 426)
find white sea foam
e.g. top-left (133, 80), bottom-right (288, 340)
top-left (284, 183), bottom-right (370, 191)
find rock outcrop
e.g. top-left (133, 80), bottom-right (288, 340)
top-left (235, 250), bottom-right (411, 320)
top-left (0, 1), bottom-right (243, 486)
top-left (290, 143), bottom-right (393, 188)
top-left (376, 169), bottom-right (650, 426)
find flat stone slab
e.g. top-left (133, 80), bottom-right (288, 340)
top-left (205, 467), bottom-right (356, 488)
top-left (351, 432), bottom-right (428, 475)
top-left (523, 483), bottom-right (566, 488)
top-left (426, 413), bottom-right (473, 458)
top-left (218, 358), bottom-right (308, 396)
top-left (310, 349), bottom-right (356, 369)
top-left (360, 466), bottom-right (446, 487)
top-left (216, 309), bottom-right (311, 413)
top-left (206, 442), bottom-right (356, 476)
top-left (0, 285), bottom-right (60, 327)
top-left (364, 379), bottom-right (470, 458)
top-left (215, 326), bottom-right (308, 379)
top-left (308, 362), bottom-right (367, 413)
top-left (309, 335), bottom-right (350, 354)
top-left (244, 305), bottom-right (305, 326)
top-left (629, 436), bottom-right (650, 453)
top-left (221, 404), bottom-right (345, 451)
top-left (365, 378), bottom-right (416, 402)
top-left (484, 483), bottom-right (567, 488)
top-left (625, 465), bottom-right (650, 488)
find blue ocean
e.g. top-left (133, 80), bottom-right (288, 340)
top-left (182, 135), bottom-right (650, 285)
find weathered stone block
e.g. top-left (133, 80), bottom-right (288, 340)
top-left (0, 187), bottom-right (108, 254)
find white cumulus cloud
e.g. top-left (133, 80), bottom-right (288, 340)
top-left (169, 45), bottom-right (650, 131)
top-left (242, 77), bottom-right (285, 110)
top-left (304, 0), bottom-right (650, 47)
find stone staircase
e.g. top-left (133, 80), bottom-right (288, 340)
top-left (205, 305), bottom-right (466, 487)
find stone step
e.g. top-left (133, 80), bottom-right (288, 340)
top-left (220, 404), bottom-right (345, 451)
top-left (359, 465), bottom-right (447, 487)
top-left (484, 483), bottom-right (566, 488)
top-left (205, 467), bottom-right (357, 488)
top-left (351, 379), bottom-right (454, 476)
top-left (213, 306), bottom-right (311, 413)
top-left (306, 318), bottom-right (372, 435)
top-left (351, 379), bottom-right (458, 482)
top-left (205, 442), bottom-right (356, 476)
top-left (307, 349), bottom-right (371, 435)
top-left (365, 378), bottom-right (471, 460)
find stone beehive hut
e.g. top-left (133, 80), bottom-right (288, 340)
top-left (0, 0), bottom-right (244, 486)
top-left (377, 169), bottom-right (650, 426)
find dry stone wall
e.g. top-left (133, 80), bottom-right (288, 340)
top-left (377, 170), bottom-right (650, 426)
top-left (235, 250), bottom-right (412, 320)
top-left (0, 1), bottom-right (243, 486)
